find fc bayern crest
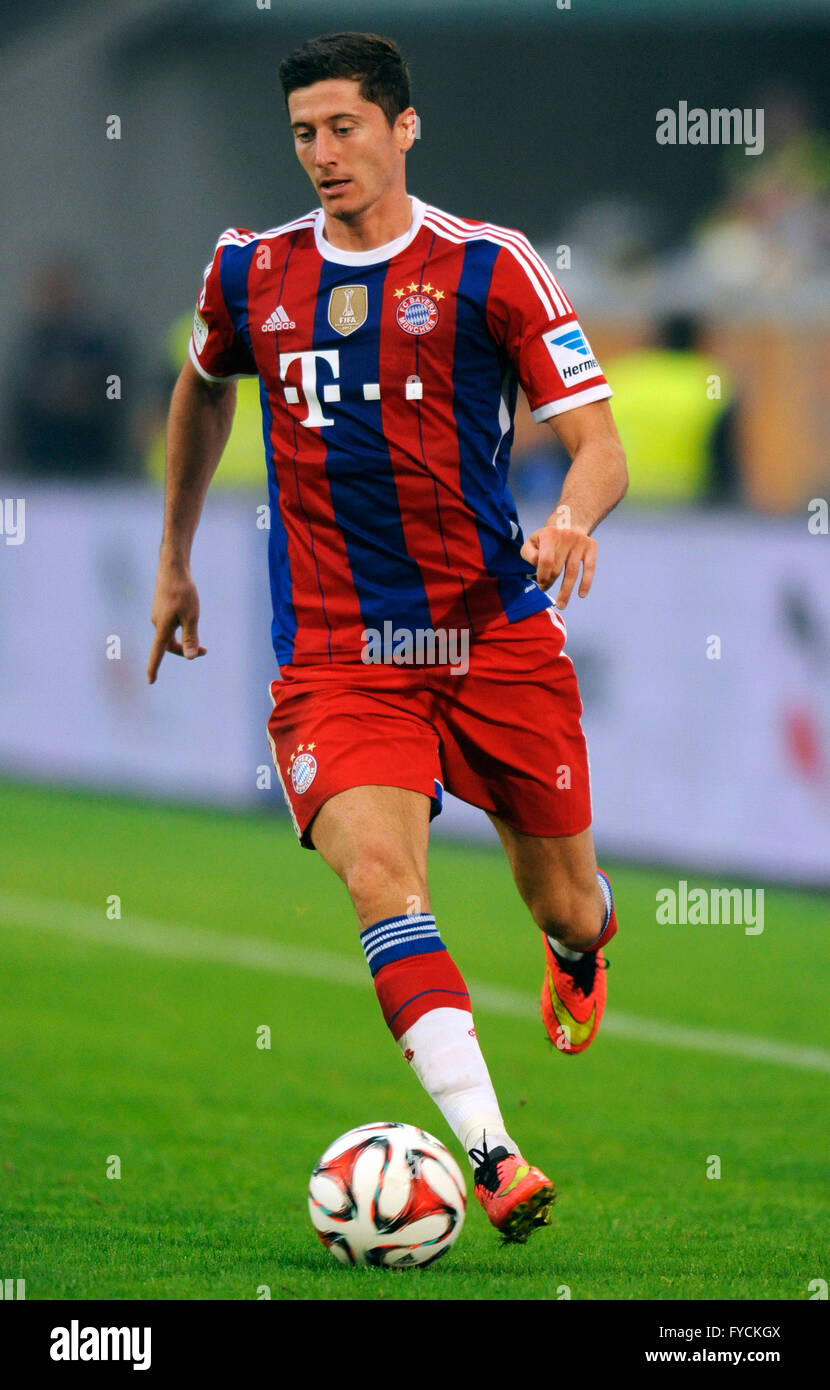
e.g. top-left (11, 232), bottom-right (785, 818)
top-left (290, 751), bottom-right (318, 794)
top-left (396, 292), bottom-right (439, 335)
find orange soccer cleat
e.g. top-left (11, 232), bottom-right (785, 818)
top-left (471, 1141), bottom-right (556, 1242)
top-left (541, 935), bottom-right (609, 1054)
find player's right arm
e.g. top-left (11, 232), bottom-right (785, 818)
top-left (148, 230), bottom-right (258, 684)
top-left (147, 358), bottom-right (237, 684)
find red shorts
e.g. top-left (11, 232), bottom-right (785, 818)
top-left (266, 608), bottom-right (591, 848)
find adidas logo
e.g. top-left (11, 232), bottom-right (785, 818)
top-left (262, 304), bottom-right (296, 332)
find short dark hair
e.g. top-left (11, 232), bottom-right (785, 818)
top-left (279, 32), bottom-right (412, 130)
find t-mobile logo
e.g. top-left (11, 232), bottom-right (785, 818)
top-left (279, 349), bottom-right (340, 427)
top-left (279, 351), bottom-right (424, 427)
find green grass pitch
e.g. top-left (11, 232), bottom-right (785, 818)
top-left (0, 780), bottom-right (827, 1300)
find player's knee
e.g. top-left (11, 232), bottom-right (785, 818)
top-left (344, 848), bottom-right (427, 926)
top-left (530, 886), bottom-right (602, 950)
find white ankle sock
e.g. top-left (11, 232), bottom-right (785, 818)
top-left (548, 940), bottom-right (583, 959)
top-left (397, 1007), bottom-right (516, 1166)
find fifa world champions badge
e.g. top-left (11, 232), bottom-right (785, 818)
top-left (289, 744), bottom-right (318, 794)
top-left (394, 281), bottom-right (444, 335)
top-left (328, 285), bottom-right (368, 337)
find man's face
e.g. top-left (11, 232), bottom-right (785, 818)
top-left (288, 78), bottom-right (415, 221)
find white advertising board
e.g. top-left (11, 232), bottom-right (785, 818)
top-left (1, 488), bottom-right (827, 883)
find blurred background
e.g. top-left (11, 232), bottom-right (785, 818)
top-left (1, 0), bottom-right (829, 883)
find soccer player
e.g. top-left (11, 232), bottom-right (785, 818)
top-left (148, 32), bottom-right (627, 1243)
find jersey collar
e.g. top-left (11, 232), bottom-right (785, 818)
top-left (313, 195), bottom-right (425, 266)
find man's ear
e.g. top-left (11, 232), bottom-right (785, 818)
top-left (397, 107), bottom-right (418, 151)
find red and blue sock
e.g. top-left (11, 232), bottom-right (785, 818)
top-left (360, 912), bottom-right (472, 1039)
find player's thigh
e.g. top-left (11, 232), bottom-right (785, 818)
top-left (432, 610), bottom-right (592, 840)
top-left (311, 785), bottom-right (432, 922)
top-left (489, 815), bottom-right (601, 935)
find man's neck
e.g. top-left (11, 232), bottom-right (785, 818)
top-left (321, 188), bottom-right (412, 253)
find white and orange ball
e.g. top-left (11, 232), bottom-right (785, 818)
top-left (308, 1122), bottom-right (466, 1268)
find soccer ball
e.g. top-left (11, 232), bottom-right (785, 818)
top-left (308, 1121), bottom-right (466, 1268)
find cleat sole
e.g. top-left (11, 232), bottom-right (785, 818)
top-left (498, 1182), bottom-right (557, 1244)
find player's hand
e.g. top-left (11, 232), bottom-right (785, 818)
top-left (521, 517), bottom-right (597, 608)
top-left (147, 564), bottom-right (207, 684)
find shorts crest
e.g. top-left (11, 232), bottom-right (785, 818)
top-left (289, 747), bottom-right (318, 794)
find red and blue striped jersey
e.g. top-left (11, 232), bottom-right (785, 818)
top-left (189, 196), bottom-right (612, 666)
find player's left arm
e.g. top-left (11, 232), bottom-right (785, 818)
top-left (521, 399), bottom-right (627, 608)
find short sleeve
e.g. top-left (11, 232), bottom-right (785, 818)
top-left (188, 231), bottom-right (258, 382)
top-left (485, 232), bottom-right (612, 421)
